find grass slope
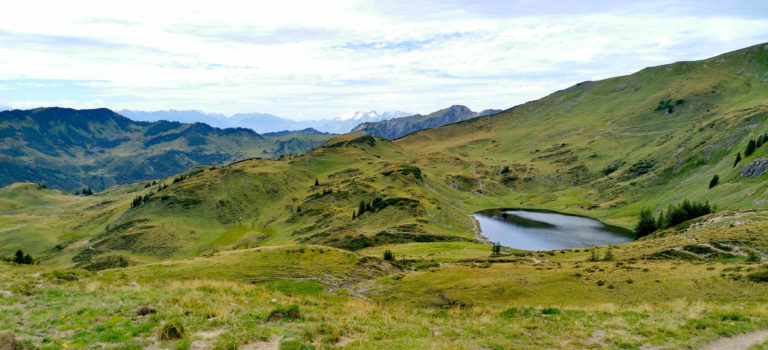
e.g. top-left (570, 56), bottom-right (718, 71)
top-left (2, 44), bottom-right (768, 267)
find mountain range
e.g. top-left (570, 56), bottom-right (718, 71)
top-left (4, 42), bottom-right (767, 262)
top-left (351, 105), bottom-right (502, 140)
top-left (0, 104), bottom-right (503, 192)
top-left (0, 108), bottom-right (334, 191)
top-left (118, 109), bottom-right (412, 134)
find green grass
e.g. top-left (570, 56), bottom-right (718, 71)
top-left (358, 242), bottom-right (503, 261)
top-left (2, 43), bottom-right (768, 349)
top-left (3, 242), bottom-right (768, 349)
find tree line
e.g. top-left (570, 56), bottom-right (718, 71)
top-left (635, 200), bottom-right (713, 238)
top-left (353, 197), bottom-right (383, 219)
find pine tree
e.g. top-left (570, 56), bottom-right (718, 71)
top-left (603, 247), bottom-right (614, 261)
top-left (734, 152), bottom-right (742, 167)
top-left (352, 211), bottom-right (356, 219)
top-left (635, 208), bottom-right (657, 238)
top-left (709, 174), bottom-right (719, 189)
top-left (314, 178), bottom-right (319, 186)
top-left (588, 249), bottom-right (599, 262)
top-left (14, 250), bottom-right (23, 264)
top-left (358, 201), bottom-right (366, 216)
top-left (746, 140), bottom-right (757, 157)
top-left (296, 206), bottom-right (301, 214)
top-left (383, 249), bottom-right (394, 261)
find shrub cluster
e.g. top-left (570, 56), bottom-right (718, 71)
top-left (736, 133), bottom-right (768, 166)
top-left (635, 200), bottom-right (713, 238)
top-left (1, 250), bottom-right (33, 265)
top-left (354, 197), bottom-right (383, 219)
top-left (311, 188), bottom-right (334, 199)
top-left (131, 192), bottom-right (153, 208)
top-left (655, 99), bottom-right (684, 113)
top-left (74, 187), bottom-right (94, 196)
top-left (491, 242), bottom-right (502, 256)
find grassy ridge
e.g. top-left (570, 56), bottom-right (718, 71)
top-left (1, 43), bottom-right (768, 269)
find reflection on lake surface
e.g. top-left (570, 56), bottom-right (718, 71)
top-left (473, 208), bottom-right (634, 251)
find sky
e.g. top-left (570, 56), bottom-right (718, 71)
top-left (0, 0), bottom-right (767, 120)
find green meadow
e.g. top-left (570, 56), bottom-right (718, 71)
top-left (2, 43), bottom-right (768, 349)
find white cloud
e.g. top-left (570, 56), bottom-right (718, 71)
top-left (0, 1), bottom-right (766, 119)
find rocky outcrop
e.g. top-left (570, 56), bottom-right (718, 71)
top-left (741, 158), bottom-right (768, 178)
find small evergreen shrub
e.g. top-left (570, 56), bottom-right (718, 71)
top-left (491, 242), bottom-right (502, 256)
top-left (383, 249), bottom-right (394, 261)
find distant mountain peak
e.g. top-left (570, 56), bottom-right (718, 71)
top-left (336, 110), bottom-right (410, 121)
top-left (351, 105), bottom-right (501, 140)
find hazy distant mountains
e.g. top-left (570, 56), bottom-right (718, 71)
top-left (351, 105), bottom-right (502, 140)
top-left (0, 105), bottom-right (500, 191)
top-left (118, 109), bottom-right (411, 134)
top-left (0, 108), bottom-right (334, 190)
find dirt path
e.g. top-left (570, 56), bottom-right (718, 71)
top-left (697, 329), bottom-right (768, 350)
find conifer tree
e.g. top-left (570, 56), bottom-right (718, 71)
top-left (635, 208), bottom-right (657, 238)
top-left (746, 140), bottom-right (757, 157)
top-left (14, 250), bottom-right (23, 264)
top-left (734, 152), bottom-right (742, 167)
top-left (709, 174), bottom-right (719, 189)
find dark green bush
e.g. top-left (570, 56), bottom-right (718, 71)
top-left (383, 249), bottom-right (394, 261)
top-left (541, 308), bottom-right (561, 315)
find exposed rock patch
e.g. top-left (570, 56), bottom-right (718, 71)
top-left (741, 158), bottom-right (768, 178)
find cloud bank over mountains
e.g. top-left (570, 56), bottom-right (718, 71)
top-left (0, 1), bottom-right (766, 119)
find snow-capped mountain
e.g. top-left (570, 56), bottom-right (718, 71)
top-left (337, 110), bottom-right (409, 121)
top-left (117, 109), bottom-right (413, 134)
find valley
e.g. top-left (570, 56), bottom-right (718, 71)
top-left (2, 43), bottom-right (768, 349)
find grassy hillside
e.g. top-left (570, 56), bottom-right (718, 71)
top-left (0, 108), bottom-right (335, 191)
top-left (3, 237), bottom-right (768, 349)
top-left (2, 44), bottom-right (768, 266)
top-left (3, 44), bottom-right (768, 349)
top-left (396, 42), bottom-right (768, 226)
